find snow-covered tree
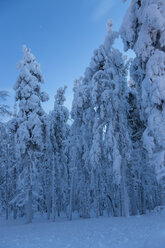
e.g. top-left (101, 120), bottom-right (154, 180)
top-left (126, 88), bottom-right (159, 214)
top-left (89, 23), bottom-right (116, 217)
top-left (70, 21), bottom-right (132, 218)
top-left (120, 0), bottom-right (165, 203)
top-left (41, 117), bottom-right (52, 220)
top-left (13, 45), bottom-right (49, 223)
top-left (70, 75), bottom-right (95, 218)
top-left (0, 121), bottom-right (18, 220)
top-left (88, 21), bottom-right (131, 217)
top-left (0, 91), bottom-right (11, 119)
top-left (0, 124), bottom-right (11, 219)
top-left (49, 86), bottom-right (70, 220)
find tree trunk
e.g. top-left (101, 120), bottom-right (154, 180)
top-left (46, 194), bottom-right (51, 220)
top-left (94, 170), bottom-right (99, 218)
top-left (26, 188), bottom-right (32, 223)
top-left (13, 203), bottom-right (17, 219)
top-left (13, 167), bottom-right (17, 219)
top-left (26, 160), bottom-right (33, 224)
top-left (5, 145), bottom-right (9, 220)
top-left (5, 174), bottom-right (9, 220)
top-left (107, 194), bottom-right (116, 216)
top-left (69, 172), bottom-right (74, 221)
top-left (120, 160), bottom-right (129, 217)
top-left (52, 154), bottom-right (56, 222)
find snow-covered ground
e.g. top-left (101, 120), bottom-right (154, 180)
top-left (1, 214), bottom-right (165, 248)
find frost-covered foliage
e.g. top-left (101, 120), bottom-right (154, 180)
top-left (0, 122), bottom-right (18, 220)
top-left (0, 91), bottom-right (11, 118)
top-left (68, 18), bottom-right (160, 219)
top-left (89, 25), bottom-right (131, 217)
top-left (70, 23), bottom-right (137, 218)
top-left (126, 89), bottom-right (159, 214)
top-left (48, 86), bottom-right (70, 220)
top-left (13, 45), bottom-right (49, 223)
top-left (120, 0), bottom-right (165, 203)
top-left (0, 124), bottom-right (11, 219)
top-left (70, 75), bottom-right (95, 218)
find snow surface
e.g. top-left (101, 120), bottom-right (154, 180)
top-left (1, 214), bottom-right (165, 248)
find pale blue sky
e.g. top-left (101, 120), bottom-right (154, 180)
top-left (0, 0), bottom-right (130, 112)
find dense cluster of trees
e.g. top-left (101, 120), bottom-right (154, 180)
top-left (0, 0), bottom-right (165, 223)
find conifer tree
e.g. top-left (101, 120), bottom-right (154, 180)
top-left (70, 75), bottom-right (95, 218)
top-left (13, 45), bottom-right (49, 223)
top-left (0, 91), bottom-right (10, 118)
top-left (120, 0), bottom-right (164, 203)
top-left (49, 86), bottom-right (69, 220)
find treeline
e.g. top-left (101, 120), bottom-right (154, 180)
top-left (0, 0), bottom-right (165, 223)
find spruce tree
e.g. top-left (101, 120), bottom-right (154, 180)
top-left (13, 45), bottom-right (49, 223)
top-left (49, 86), bottom-right (69, 220)
top-left (120, 0), bottom-right (164, 204)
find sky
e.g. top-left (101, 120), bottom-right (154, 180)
top-left (0, 0), bottom-right (130, 113)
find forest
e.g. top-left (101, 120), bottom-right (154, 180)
top-left (0, 0), bottom-right (165, 226)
